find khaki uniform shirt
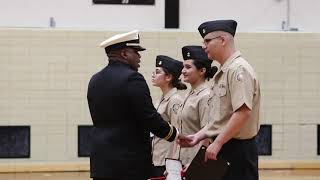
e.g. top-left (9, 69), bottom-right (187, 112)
top-left (205, 51), bottom-right (261, 139)
top-left (173, 83), bottom-right (210, 166)
top-left (152, 88), bottom-right (183, 166)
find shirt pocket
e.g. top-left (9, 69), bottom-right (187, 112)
top-left (218, 83), bottom-right (227, 97)
top-left (217, 81), bottom-right (229, 117)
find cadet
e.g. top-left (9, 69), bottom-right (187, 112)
top-left (178, 20), bottom-right (261, 180)
top-left (150, 55), bottom-right (186, 177)
top-left (87, 30), bottom-right (180, 180)
top-left (173, 45), bottom-right (218, 166)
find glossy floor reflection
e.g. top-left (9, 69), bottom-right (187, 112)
top-left (0, 170), bottom-right (320, 180)
top-left (260, 170), bottom-right (320, 180)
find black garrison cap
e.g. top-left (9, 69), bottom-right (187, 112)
top-left (182, 45), bottom-right (212, 64)
top-left (198, 19), bottom-right (237, 38)
top-left (156, 55), bottom-right (183, 79)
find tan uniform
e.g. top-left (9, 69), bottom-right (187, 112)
top-left (173, 83), bottom-right (210, 166)
top-left (205, 51), bottom-right (260, 139)
top-left (152, 88), bottom-right (183, 166)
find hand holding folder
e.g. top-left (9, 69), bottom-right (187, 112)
top-left (185, 146), bottom-right (230, 180)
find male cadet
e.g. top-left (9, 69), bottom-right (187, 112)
top-left (87, 30), bottom-right (180, 180)
top-left (178, 20), bottom-right (261, 180)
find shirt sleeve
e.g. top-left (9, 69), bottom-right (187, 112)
top-left (229, 66), bottom-right (254, 111)
top-left (126, 72), bottom-right (177, 142)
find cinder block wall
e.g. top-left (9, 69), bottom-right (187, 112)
top-left (0, 29), bottom-right (319, 167)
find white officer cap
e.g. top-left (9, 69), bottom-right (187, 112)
top-left (99, 30), bottom-right (146, 53)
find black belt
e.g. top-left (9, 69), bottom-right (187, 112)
top-left (209, 136), bottom-right (256, 144)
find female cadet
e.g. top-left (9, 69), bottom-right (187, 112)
top-left (151, 55), bottom-right (187, 177)
top-left (173, 45), bottom-right (218, 166)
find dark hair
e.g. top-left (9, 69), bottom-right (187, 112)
top-left (162, 68), bottom-right (187, 90)
top-left (192, 60), bottom-right (218, 81)
top-left (172, 78), bottom-right (187, 90)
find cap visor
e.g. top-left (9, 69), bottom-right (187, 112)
top-left (130, 45), bottom-right (146, 51)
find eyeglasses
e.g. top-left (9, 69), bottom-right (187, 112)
top-left (203, 36), bottom-right (221, 45)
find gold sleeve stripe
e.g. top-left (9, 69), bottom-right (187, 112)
top-left (164, 123), bottom-right (173, 140)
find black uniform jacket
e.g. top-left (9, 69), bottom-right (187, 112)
top-left (87, 59), bottom-right (176, 179)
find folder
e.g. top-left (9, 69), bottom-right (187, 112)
top-left (165, 158), bottom-right (183, 180)
top-left (185, 146), bottom-right (230, 180)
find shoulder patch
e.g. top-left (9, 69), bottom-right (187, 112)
top-left (236, 72), bottom-right (244, 81)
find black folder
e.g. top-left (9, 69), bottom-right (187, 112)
top-left (185, 146), bottom-right (230, 180)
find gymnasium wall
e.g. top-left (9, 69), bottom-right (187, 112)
top-left (0, 28), bottom-right (319, 171)
top-left (0, 0), bottom-right (320, 32)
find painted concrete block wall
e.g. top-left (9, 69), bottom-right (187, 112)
top-left (0, 29), bottom-right (319, 167)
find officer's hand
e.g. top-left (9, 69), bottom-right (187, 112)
top-left (177, 134), bottom-right (200, 147)
top-left (204, 141), bottom-right (222, 162)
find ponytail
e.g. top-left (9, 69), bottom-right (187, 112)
top-left (162, 67), bottom-right (187, 90)
top-left (172, 78), bottom-right (187, 90)
top-left (193, 60), bottom-right (218, 81)
top-left (205, 66), bottom-right (218, 80)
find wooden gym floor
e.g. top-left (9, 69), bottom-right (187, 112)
top-left (0, 170), bottom-right (320, 180)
